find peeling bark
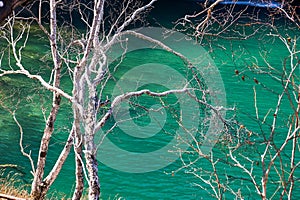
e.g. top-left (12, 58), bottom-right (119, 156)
top-left (72, 139), bottom-right (84, 200)
top-left (72, 89), bottom-right (84, 200)
top-left (84, 92), bottom-right (100, 199)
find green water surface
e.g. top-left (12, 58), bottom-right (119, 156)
top-left (1, 3), bottom-right (300, 200)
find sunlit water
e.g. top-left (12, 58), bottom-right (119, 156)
top-left (1, 2), bottom-right (300, 200)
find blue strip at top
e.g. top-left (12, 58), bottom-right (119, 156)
top-left (191, 0), bottom-right (282, 8)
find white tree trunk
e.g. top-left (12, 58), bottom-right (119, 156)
top-left (84, 91), bottom-right (100, 199)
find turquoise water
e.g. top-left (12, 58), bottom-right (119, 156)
top-left (1, 3), bottom-right (300, 200)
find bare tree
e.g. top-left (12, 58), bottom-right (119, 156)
top-left (174, 1), bottom-right (300, 199)
top-left (223, 33), bottom-right (299, 200)
top-left (2, 0), bottom-right (158, 199)
top-left (0, 0), bottom-right (229, 199)
top-left (4, 0), bottom-right (297, 199)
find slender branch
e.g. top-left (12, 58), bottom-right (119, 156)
top-left (42, 129), bottom-right (74, 188)
top-left (95, 87), bottom-right (190, 131)
top-left (104, 0), bottom-right (157, 48)
top-left (0, 69), bottom-right (72, 101)
top-left (12, 110), bottom-right (35, 175)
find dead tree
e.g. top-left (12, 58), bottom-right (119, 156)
top-left (175, 1), bottom-right (300, 199)
top-left (0, 0), bottom-right (228, 199)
